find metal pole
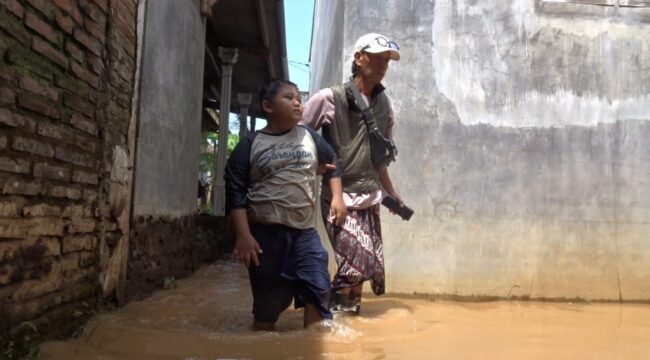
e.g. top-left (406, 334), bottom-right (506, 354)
top-left (237, 93), bottom-right (252, 139)
top-left (213, 47), bottom-right (238, 216)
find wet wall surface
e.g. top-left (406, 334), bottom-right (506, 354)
top-left (310, 0), bottom-right (650, 300)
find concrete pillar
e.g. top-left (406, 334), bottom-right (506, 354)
top-left (213, 47), bottom-right (238, 216)
top-left (237, 93), bottom-right (252, 138)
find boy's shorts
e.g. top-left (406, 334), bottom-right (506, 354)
top-left (248, 223), bottom-right (333, 323)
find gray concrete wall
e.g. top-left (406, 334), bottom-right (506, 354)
top-left (133, 0), bottom-right (205, 217)
top-left (311, 0), bottom-right (650, 301)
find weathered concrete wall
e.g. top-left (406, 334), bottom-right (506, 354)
top-left (311, 0), bottom-right (650, 301)
top-left (0, 0), bottom-right (138, 349)
top-left (132, 0), bottom-right (205, 217)
top-left (127, 215), bottom-right (232, 301)
top-left (309, 0), bottom-right (344, 94)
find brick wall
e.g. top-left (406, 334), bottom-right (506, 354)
top-left (0, 0), bottom-right (138, 346)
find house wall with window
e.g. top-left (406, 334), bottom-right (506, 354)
top-left (311, 0), bottom-right (650, 301)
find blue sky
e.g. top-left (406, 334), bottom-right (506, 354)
top-left (230, 0), bottom-right (314, 132)
top-left (284, 0), bottom-right (314, 92)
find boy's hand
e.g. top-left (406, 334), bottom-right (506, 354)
top-left (317, 163), bottom-right (336, 175)
top-left (233, 234), bottom-right (263, 268)
top-left (330, 197), bottom-right (347, 226)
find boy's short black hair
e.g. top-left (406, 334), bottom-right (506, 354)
top-left (258, 79), bottom-right (298, 117)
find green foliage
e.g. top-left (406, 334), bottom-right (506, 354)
top-left (2, 322), bottom-right (40, 360)
top-left (198, 131), bottom-right (240, 183)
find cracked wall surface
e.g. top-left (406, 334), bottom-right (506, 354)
top-left (311, 0), bottom-right (650, 301)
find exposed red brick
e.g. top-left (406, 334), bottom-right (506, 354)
top-left (64, 40), bottom-right (84, 63)
top-left (0, 157), bottom-right (30, 174)
top-left (94, 0), bottom-right (108, 13)
top-left (71, 62), bottom-right (99, 89)
top-left (116, 10), bottom-right (135, 37)
top-left (23, 203), bottom-right (62, 217)
top-left (84, 18), bottom-right (105, 44)
top-left (0, 109), bottom-right (37, 132)
top-left (74, 134), bottom-right (98, 153)
top-left (0, 67), bottom-right (16, 83)
top-left (0, 196), bottom-right (27, 217)
top-left (37, 122), bottom-right (75, 143)
top-left (55, 146), bottom-right (93, 167)
top-left (17, 94), bottom-right (60, 119)
top-left (12, 136), bottom-right (55, 157)
top-left (0, 0), bottom-right (24, 19)
top-left (70, 113), bottom-right (98, 136)
top-left (25, 11), bottom-right (60, 45)
top-left (0, 87), bottom-right (16, 106)
top-left (109, 68), bottom-right (131, 94)
top-left (52, 0), bottom-right (82, 23)
top-left (0, 7), bottom-right (30, 45)
top-left (33, 162), bottom-right (71, 181)
top-left (78, 0), bottom-right (106, 26)
top-left (72, 170), bottom-right (98, 185)
top-left (119, 38), bottom-right (136, 58)
top-left (63, 93), bottom-right (94, 117)
top-left (73, 28), bottom-right (102, 56)
top-left (52, 0), bottom-right (73, 14)
top-left (117, 64), bottom-right (134, 84)
top-left (82, 189), bottom-right (97, 202)
top-left (19, 75), bottom-right (59, 101)
top-left (0, 108), bottom-right (18, 128)
top-left (15, 113), bottom-right (37, 132)
top-left (26, 0), bottom-right (56, 19)
top-left (63, 235), bottom-right (97, 254)
top-left (87, 54), bottom-right (104, 75)
top-left (32, 37), bottom-right (68, 69)
top-left (55, 12), bottom-right (74, 34)
top-left (48, 185), bottom-right (81, 199)
top-left (113, 0), bottom-right (136, 28)
top-left (78, 252), bottom-right (96, 267)
top-left (116, 93), bottom-right (131, 109)
top-left (3, 178), bottom-right (42, 196)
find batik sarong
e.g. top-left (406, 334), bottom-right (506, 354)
top-left (320, 200), bottom-right (385, 295)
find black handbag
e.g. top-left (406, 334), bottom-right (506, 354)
top-left (344, 81), bottom-right (398, 168)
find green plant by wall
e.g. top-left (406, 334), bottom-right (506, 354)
top-left (2, 322), bottom-right (40, 360)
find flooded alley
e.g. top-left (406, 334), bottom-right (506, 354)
top-left (40, 260), bottom-right (650, 360)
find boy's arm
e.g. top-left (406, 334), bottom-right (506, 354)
top-left (301, 125), bottom-right (347, 224)
top-left (225, 134), bottom-right (262, 267)
top-left (299, 125), bottom-right (342, 179)
top-left (230, 209), bottom-right (262, 268)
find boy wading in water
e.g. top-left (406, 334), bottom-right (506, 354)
top-left (225, 80), bottom-right (347, 330)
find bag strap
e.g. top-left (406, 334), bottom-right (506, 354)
top-left (344, 81), bottom-right (379, 133)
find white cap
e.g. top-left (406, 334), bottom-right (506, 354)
top-left (353, 33), bottom-right (400, 61)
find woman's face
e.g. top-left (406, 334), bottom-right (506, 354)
top-left (263, 84), bottom-right (303, 127)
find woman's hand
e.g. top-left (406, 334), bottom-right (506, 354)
top-left (233, 234), bottom-right (263, 268)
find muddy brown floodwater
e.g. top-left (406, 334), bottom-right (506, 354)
top-left (41, 260), bottom-right (650, 359)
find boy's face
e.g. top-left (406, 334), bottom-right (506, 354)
top-left (263, 84), bottom-right (302, 127)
